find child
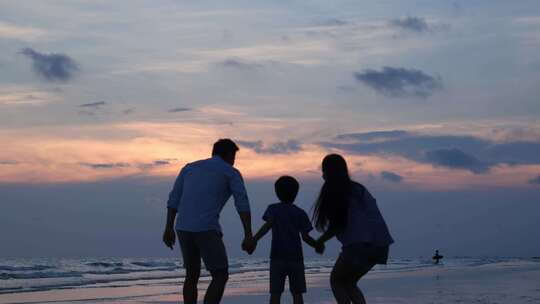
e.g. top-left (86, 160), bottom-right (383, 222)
top-left (250, 176), bottom-right (323, 304)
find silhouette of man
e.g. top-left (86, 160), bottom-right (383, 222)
top-left (162, 139), bottom-right (253, 304)
top-left (433, 250), bottom-right (443, 264)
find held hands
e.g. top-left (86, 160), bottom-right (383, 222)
top-left (242, 236), bottom-right (257, 255)
top-left (314, 240), bottom-right (325, 255)
top-left (162, 227), bottom-right (176, 250)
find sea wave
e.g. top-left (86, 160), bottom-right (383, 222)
top-left (86, 262), bottom-right (124, 267)
top-left (0, 271), bottom-right (82, 280)
top-left (0, 267), bottom-right (182, 281)
top-left (0, 265), bottom-right (55, 272)
top-left (131, 261), bottom-right (177, 268)
top-left (0, 257), bottom-right (533, 295)
top-left (86, 267), bottom-right (176, 275)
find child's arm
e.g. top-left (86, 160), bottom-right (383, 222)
top-left (301, 232), bottom-right (317, 248)
top-left (301, 232), bottom-right (325, 254)
top-left (243, 220), bottom-right (272, 254)
top-left (311, 227), bottom-right (338, 254)
top-left (253, 219), bottom-right (273, 242)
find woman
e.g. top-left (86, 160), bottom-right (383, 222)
top-left (314, 154), bottom-right (393, 304)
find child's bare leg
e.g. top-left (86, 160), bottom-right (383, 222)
top-left (292, 293), bottom-right (304, 304)
top-left (270, 293), bottom-right (281, 304)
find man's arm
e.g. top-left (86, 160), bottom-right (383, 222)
top-left (162, 167), bottom-right (186, 250)
top-left (239, 212), bottom-right (255, 254)
top-left (228, 169), bottom-right (252, 238)
top-left (239, 211), bottom-right (253, 239)
top-left (163, 208), bottom-right (177, 250)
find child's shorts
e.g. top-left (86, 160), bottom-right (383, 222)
top-left (270, 259), bottom-right (306, 294)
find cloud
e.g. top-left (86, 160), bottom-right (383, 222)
top-left (354, 67), bottom-right (442, 98)
top-left (138, 159), bottom-right (173, 170)
top-left (79, 101), bottom-right (106, 108)
top-left (0, 93), bottom-right (48, 106)
top-left (20, 48), bottom-right (79, 82)
top-left (168, 107), bottom-right (192, 113)
top-left (218, 58), bottom-right (264, 70)
top-left (238, 140), bottom-right (302, 154)
top-left (381, 171), bottom-right (403, 183)
top-left (79, 162), bottom-right (130, 169)
top-left (123, 108), bottom-right (135, 115)
top-left (425, 148), bottom-right (490, 173)
top-left (0, 160), bottom-right (19, 165)
top-left (337, 130), bottom-right (408, 142)
top-left (321, 130), bottom-right (540, 174)
top-left (529, 175), bottom-right (540, 185)
top-left (0, 22), bottom-right (51, 41)
top-left (0, 85), bottom-right (59, 106)
top-left (390, 16), bottom-right (430, 32)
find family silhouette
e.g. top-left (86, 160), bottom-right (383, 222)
top-left (163, 139), bottom-right (394, 304)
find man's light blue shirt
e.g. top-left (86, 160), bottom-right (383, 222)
top-left (167, 156), bottom-right (250, 232)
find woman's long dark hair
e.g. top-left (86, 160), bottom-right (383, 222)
top-left (313, 154), bottom-right (353, 232)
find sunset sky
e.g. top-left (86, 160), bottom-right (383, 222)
top-left (1, 1), bottom-right (540, 258)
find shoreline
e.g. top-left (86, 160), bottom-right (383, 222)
top-left (1, 259), bottom-right (539, 304)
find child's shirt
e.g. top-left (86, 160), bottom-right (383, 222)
top-left (263, 202), bottom-right (313, 262)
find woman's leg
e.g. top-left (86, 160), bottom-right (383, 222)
top-left (331, 254), bottom-right (376, 304)
top-left (330, 255), bottom-right (352, 304)
top-left (344, 263), bottom-right (375, 304)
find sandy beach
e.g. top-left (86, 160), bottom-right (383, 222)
top-left (1, 258), bottom-right (539, 304)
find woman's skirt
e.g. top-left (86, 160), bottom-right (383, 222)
top-left (341, 242), bottom-right (389, 266)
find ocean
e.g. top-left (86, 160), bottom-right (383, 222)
top-left (1, 256), bottom-right (537, 296)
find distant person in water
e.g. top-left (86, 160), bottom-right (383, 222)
top-left (433, 250), bottom-right (443, 264)
top-left (245, 176), bottom-right (323, 304)
top-left (162, 139), bottom-right (253, 304)
top-left (313, 154), bottom-right (394, 304)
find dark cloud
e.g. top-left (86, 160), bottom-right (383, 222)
top-left (321, 130), bottom-right (540, 174)
top-left (381, 171), bottom-right (403, 183)
top-left (238, 140), bottom-right (302, 154)
top-left (0, 160), bottom-right (19, 165)
top-left (354, 67), bottom-right (442, 98)
top-left (529, 175), bottom-right (540, 185)
top-left (425, 148), bottom-right (489, 173)
top-left (81, 160), bottom-right (175, 170)
top-left (168, 107), bottom-right (192, 113)
top-left (80, 162), bottom-right (130, 169)
top-left (138, 159), bottom-right (173, 170)
top-left (218, 58), bottom-right (264, 70)
top-left (390, 16), bottom-right (429, 32)
top-left (79, 101), bottom-right (106, 108)
top-left (20, 48), bottom-right (78, 82)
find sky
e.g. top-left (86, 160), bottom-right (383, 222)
top-left (1, 0), bottom-right (540, 258)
